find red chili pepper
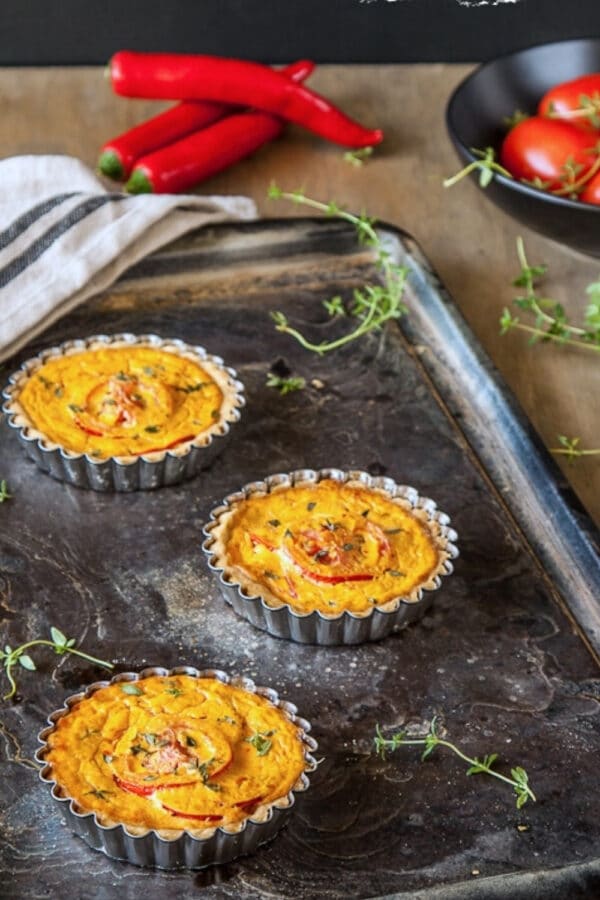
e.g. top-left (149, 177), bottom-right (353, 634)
top-left (74, 416), bottom-right (104, 437)
top-left (114, 775), bottom-right (197, 796)
top-left (126, 110), bottom-right (283, 194)
top-left (99, 59), bottom-right (314, 180)
top-left (284, 545), bottom-right (374, 585)
top-left (161, 803), bottom-right (223, 822)
top-left (249, 532), bottom-right (277, 552)
top-left (114, 776), bottom-right (157, 796)
top-left (294, 567), bottom-right (374, 586)
top-left (235, 795), bottom-right (263, 810)
top-left (109, 51), bottom-right (383, 148)
top-left (285, 574), bottom-right (298, 599)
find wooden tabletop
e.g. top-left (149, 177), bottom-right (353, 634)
top-left (1, 64), bottom-right (598, 524)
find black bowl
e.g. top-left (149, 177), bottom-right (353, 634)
top-left (446, 38), bottom-right (600, 258)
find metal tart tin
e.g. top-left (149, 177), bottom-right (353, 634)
top-left (202, 469), bottom-right (459, 646)
top-left (1, 334), bottom-right (245, 492)
top-left (36, 666), bottom-right (317, 870)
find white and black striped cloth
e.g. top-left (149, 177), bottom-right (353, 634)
top-left (0, 155), bottom-right (256, 363)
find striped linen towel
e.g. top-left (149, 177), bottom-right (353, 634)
top-left (0, 155), bottom-right (257, 364)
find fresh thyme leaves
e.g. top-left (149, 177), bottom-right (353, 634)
top-left (374, 718), bottom-right (536, 809)
top-left (86, 788), bottom-right (113, 800)
top-left (130, 744), bottom-right (148, 756)
top-left (217, 715), bottom-right (237, 725)
top-left (550, 435), bottom-right (600, 461)
top-left (144, 425), bottom-right (160, 433)
top-left (68, 403), bottom-right (84, 414)
top-left (443, 144), bottom-right (600, 197)
top-left (323, 296), bottom-right (346, 316)
top-left (165, 684), bottom-right (184, 697)
top-left (197, 758), bottom-right (215, 783)
top-left (268, 519), bottom-right (281, 527)
top-left (175, 381), bottom-right (208, 393)
top-left (343, 146), bottom-right (374, 167)
top-left (443, 147), bottom-right (514, 190)
top-left (500, 238), bottom-right (600, 354)
top-left (0, 626), bottom-right (114, 701)
top-left (0, 481), bottom-right (11, 503)
top-left (120, 683), bottom-right (143, 696)
top-left (266, 373), bottom-right (306, 395)
top-left (307, 501), bottom-right (317, 511)
top-left (268, 184), bottom-right (408, 354)
top-left (245, 730), bottom-right (275, 756)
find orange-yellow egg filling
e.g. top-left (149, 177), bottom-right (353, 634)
top-left (220, 480), bottom-right (442, 615)
top-left (18, 346), bottom-right (224, 458)
top-left (44, 675), bottom-right (306, 830)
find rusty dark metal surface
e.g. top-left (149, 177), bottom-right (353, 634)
top-left (1, 219), bottom-right (599, 899)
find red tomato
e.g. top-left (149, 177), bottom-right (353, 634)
top-left (539, 74), bottom-right (600, 133)
top-left (580, 170), bottom-right (600, 205)
top-left (500, 117), bottom-right (598, 190)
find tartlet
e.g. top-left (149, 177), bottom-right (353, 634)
top-left (202, 469), bottom-right (459, 645)
top-left (1, 334), bottom-right (245, 491)
top-left (36, 667), bottom-right (317, 870)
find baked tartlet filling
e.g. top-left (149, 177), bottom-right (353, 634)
top-left (44, 675), bottom-right (306, 829)
top-left (210, 480), bottom-right (446, 615)
top-left (16, 346), bottom-right (228, 458)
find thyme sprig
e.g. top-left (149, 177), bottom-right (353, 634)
top-left (266, 373), bottom-right (306, 395)
top-left (500, 237), bottom-right (600, 354)
top-left (550, 435), bottom-right (600, 461)
top-left (343, 146), bottom-right (374, 167)
top-left (374, 718), bottom-right (536, 809)
top-left (0, 480), bottom-right (11, 503)
top-left (546, 94), bottom-right (600, 129)
top-left (1, 626), bottom-right (114, 700)
top-left (444, 144), bottom-right (600, 197)
top-left (268, 184), bottom-right (408, 355)
top-left (245, 730), bottom-right (275, 756)
top-left (443, 147), bottom-right (513, 189)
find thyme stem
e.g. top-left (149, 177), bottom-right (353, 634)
top-left (500, 237), bottom-right (600, 354)
top-left (1, 629), bottom-right (114, 700)
top-left (375, 720), bottom-right (536, 808)
top-left (268, 184), bottom-right (408, 355)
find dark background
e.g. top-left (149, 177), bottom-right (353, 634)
top-left (2, 0), bottom-right (600, 64)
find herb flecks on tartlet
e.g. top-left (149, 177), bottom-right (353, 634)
top-left (17, 346), bottom-right (227, 458)
top-left (44, 675), bottom-right (306, 830)
top-left (210, 480), bottom-right (446, 615)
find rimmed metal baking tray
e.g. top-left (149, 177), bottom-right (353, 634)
top-left (1, 218), bottom-right (599, 899)
top-left (35, 665), bottom-right (317, 870)
top-left (202, 467), bottom-right (458, 645)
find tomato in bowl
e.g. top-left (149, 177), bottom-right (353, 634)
top-left (446, 38), bottom-right (600, 258)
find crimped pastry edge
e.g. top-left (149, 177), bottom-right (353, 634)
top-left (202, 468), bottom-right (459, 645)
top-left (1, 333), bottom-right (245, 491)
top-left (35, 665), bottom-right (317, 870)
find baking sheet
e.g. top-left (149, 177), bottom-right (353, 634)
top-left (1, 218), bottom-right (599, 899)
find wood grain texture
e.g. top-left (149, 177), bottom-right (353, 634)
top-left (0, 63), bottom-right (597, 528)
